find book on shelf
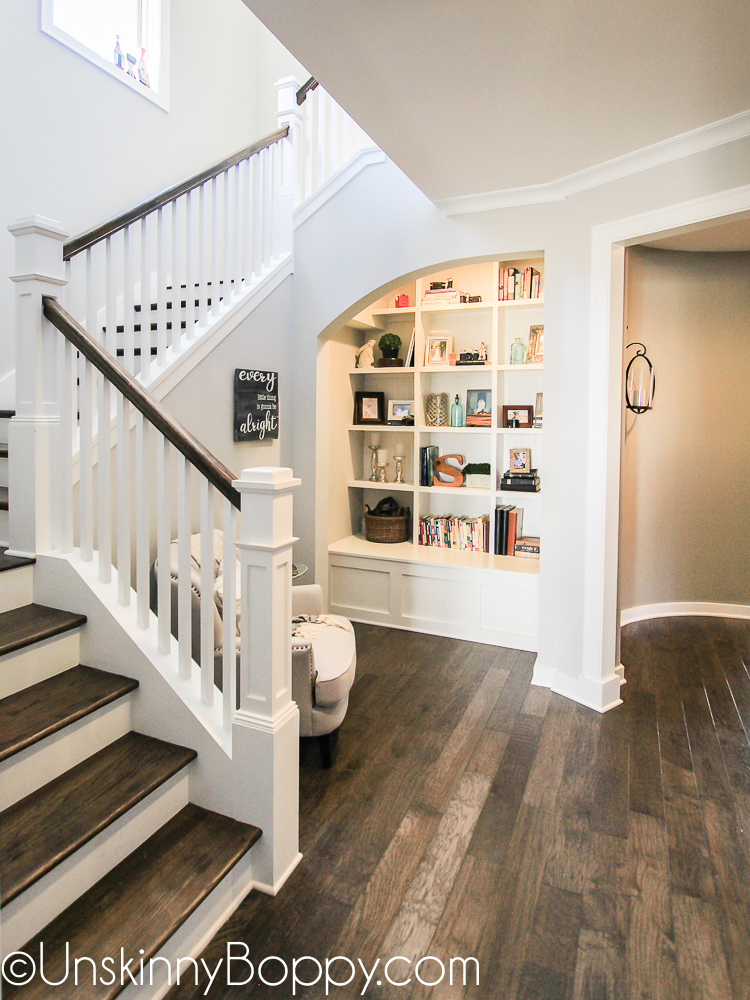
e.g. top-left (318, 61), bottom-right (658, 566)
top-left (406, 328), bottom-right (416, 368)
top-left (515, 536), bottom-right (540, 559)
top-left (419, 514), bottom-right (490, 553)
top-left (493, 504), bottom-right (524, 556)
top-left (500, 468), bottom-right (540, 492)
top-left (419, 446), bottom-right (440, 487)
top-left (498, 266), bottom-right (541, 301)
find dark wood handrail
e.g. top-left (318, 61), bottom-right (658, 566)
top-left (63, 125), bottom-right (290, 261)
top-left (296, 76), bottom-right (318, 106)
top-left (43, 296), bottom-right (241, 509)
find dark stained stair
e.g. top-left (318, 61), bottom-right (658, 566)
top-left (0, 486), bottom-right (7, 512)
top-left (0, 604), bottom-right (86, 658)
top-left (0, 665), bottom-right (138, 763)
top-left (0, 732), bottom-right (196, 906)
top-left (3, 804), bottom-right (261, 999)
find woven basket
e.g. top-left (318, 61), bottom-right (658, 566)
top-left (426, 392), bottom-right (450, 426)
top-left (364, 498), bottom-right (410, 543)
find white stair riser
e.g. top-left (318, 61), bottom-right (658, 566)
top-left (119, 850), bottom-right (255, 1000)
top-left (0, 769), bottom-right (190, 958)
top-left (0, 630), bottom-right (81, 699)
top-left (0, 696), bottom-right (132, 812)
top-left (0, 564), bottom-right (33, 614)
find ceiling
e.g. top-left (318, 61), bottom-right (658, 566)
top-left (243, 0), bottom-right (749, 203)
top-left (644, 217), bottom-right (750, 251)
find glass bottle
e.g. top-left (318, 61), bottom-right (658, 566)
top-left (450, 394), bottom-right (464, 427)
top-left (114, 35), bottom-right (124, 70)
top-left (510, 337), bottom-right (526, 365)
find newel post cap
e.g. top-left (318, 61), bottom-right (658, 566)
top-left (8, 216), bottom-right (68, 285)
top-left (233, 467), bottom-right (301, 493)
top-left (8, 216), bottom-right (68, 241)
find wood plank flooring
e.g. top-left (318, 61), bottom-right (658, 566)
top-left (165, 617), bottom-right (750, 999)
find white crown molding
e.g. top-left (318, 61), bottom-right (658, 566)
top-left (436, 109), bottom-right (750, 216)
top-left (621, 601), bottom-right (750, 625)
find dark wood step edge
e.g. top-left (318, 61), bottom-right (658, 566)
top-left (0, 667), bottom-right (139, 764)
top-left (0, 605), bottom-right (87, 659)
top-left (1, 739), bottom-right (197, 907)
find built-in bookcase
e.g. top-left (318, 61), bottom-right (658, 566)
top-left (319, 258), bottom-right (543, 649)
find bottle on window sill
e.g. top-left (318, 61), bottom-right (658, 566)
top-left (114, 35), bottom-right (124, 71)
top-left (138, 47), bottom-right (150, 88)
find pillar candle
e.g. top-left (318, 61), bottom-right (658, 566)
top-left (377, 448), bottom-right (387, 465)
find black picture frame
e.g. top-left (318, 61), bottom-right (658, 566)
top-left (354, 391), bottom-right (385, 425)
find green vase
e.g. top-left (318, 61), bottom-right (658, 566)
top-left (510, 338), bottom-right (525, 365)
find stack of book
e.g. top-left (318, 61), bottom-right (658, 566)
top-left (422, 282), bottom-right (462, 307)
top-left (499, 267), bottom-right (541, 301)
top-left (419, 446), bottom-right (440, 486)
top-left (515, 536), bottom-right (540, 559)
top-left (499, 469), bottom-right (540, 492)
top-left (494, 505), bottom-right (524, 555)
top-left (419, 514), bottom-right (490, 553)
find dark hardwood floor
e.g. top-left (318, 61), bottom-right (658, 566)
top-left (166, 616), bottom-right (750, 999)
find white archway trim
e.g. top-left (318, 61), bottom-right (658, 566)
top-left (621, 603), bottom-right (750, 626)
top-left (575, 182), bottom-right (750, 712)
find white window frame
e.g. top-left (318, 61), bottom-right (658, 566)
top-left (41, 0), bottom-right (171, 111)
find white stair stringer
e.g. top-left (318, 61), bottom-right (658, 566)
top-left (0, 770), bottom-right (190, 959)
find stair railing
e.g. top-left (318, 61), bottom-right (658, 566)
top-left (276, 76), bottom-right (377, 207)
top-left (62, 125), bottom-right (291, 382)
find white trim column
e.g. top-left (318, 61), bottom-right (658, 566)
top-left (7, 216), bottom-right (68, 557)
top-left (275, 76), bottom-right (304, 212)
top-left (232, 466), bottom-right (302, 893)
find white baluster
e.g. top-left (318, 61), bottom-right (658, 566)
top-left (211, 175), bottom-right (220, 318)
top-left (222, 498), bottom-right (237, 729)
top-left (263, 146), bottom-right (272, 271)
top-left (136, 413), bottom-right (150, 628)
top-left (330, 97), bottom-right (341, 174)
top-left (185, 189), bottom-right (196, 338)
top-left (140, 215), bottom-right (151, 380)
top-left (123, 226), bottom-right (135, 374)
top-left (171, 197), bottom-right (181, 352)
top-left (200, 478), bottom-right (215, 705)
top-left (305, 89), bottom-right (316, 198)
top-left (319, 88), bottom-right (330, 183)
top-left (116, 391), bottom-right (131, 605)
top-left (59, 333), bottom-right (74, 552)
top-left (343, 111), bottom-right (352, 164)
top-left (223, 168), bottom-right (231, 306)
top-left (157, 206), bottom-right (167, 365)
top-left (243, 157), bottom-right (252, 290)
top-left (177, 454), bottom-right (192, 678)
top-left (253, 152), bottom-right (263, 279)
top-left (233, 163), bottom-right (241, 298)
top-left (98, 237), bottom-right (114, 582)
top-left (79, 355), bottom-right (94, 561)
top-left (198, 182), bottom-right (208, 327)
top-left (156, 433), bottom-right (172, 654)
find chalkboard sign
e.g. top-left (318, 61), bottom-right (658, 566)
top-left (234, 369), bottom-right (279, 442)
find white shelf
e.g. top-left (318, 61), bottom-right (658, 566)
top-left (419, 485), bottom-right (491, 496)
top-left (348, 480), bottom-right (414, 491)
top-left (348, 368), bottom-right (415, 375)
top-left (328, 534), bottom-right (539, 575)
top-left (348, 425), bottom-right (416, 432)
top-left (496, 363), bottom-right (543, 371)
top-left (371, 307), bottom-right (416, 317)
top-left (421, 301), bottom-right (493, 314)
top-left (497, 489), bottom-right (541, 497)
top-left (419, 365), bottom-right (492, 374)
top-left (498, 296), bottom-right (544, 308)
top-left (496, 427), bottom-right (543, 435)
top-left (419, 425), bottom-right (492, 434)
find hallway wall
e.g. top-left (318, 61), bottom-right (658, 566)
top-left (620, 246), bottom-right (750, 610)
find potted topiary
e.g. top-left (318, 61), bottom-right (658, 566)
top-left (376, 332), bottom-right (403, 367)
top-left (462, 462), bottom-right (491, 489)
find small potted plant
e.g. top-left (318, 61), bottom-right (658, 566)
top-left (376, 332), bottom-right (403, 367)
top-left (462, 462), bottom-right (491, 489)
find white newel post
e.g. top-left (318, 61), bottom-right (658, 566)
top-left (232, 466), bottom-right (302, 893)
top-left (7, 216), bottom-right (68, 557)
top-left (275, 76), bottom-right (304, 213)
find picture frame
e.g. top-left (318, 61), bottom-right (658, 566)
top-left (466, 389), bottom-right (492, 417)
top-left (509, 447), bottom-right (532, 473)
top-left (502, 404), bottom-right (534, 428)
top-left (387, 399), bottom-right (415, 424)
top-left (527, 325), bottom-right (544, 364)
top-left (534, 392), bottom-right (543, 428)
top-left (425, 335), bottom-right (453, 367)
top-left (406, 328), bottom-right (416, 368)
top-left (354, 391), bottom-right (385, 425)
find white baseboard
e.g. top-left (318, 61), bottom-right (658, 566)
top-left (621, 601), bottom-right (750, 626)
top-left (252, 850), bottom-right (303, 897)
top-left (551, 670), bottom-right (623, 714)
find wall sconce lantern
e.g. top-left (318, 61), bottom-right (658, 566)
top-left (625, 342), bottom-right (655, 414)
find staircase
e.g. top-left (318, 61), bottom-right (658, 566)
top-left (0, 411), bottom-right (12, 545)
top-left (0, 552), bottom-right (261, 998)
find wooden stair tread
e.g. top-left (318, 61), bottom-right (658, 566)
top-left (0, 546), bottom-right (35, 572)
top-left (4, 804), bottom-right (261, 999)
top-left (0, 409), bottom-right (15, 418)
top-left (0, 603), bottom-right (86, 658)
top-left (0, 446), bottom-right (8, 458)
top-left (0, 485), bottom-right (7, 511)
top-left (0, 732), bottom-right (196, 906)
top-left (0, 665), bottom-right (138, 763)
